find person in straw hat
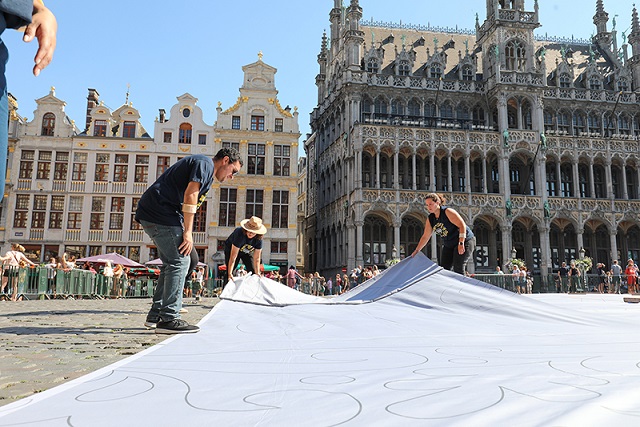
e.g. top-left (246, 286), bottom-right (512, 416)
top-left (224, 216), bottom-right (268, 283)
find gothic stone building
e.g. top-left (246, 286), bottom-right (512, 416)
top-left (1, 57), bottom-right (301, 274)
top-left (305, 0), bottom-right (640, 277)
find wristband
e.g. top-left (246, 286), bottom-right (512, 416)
top-left (182, 203), bottom-right (197, 214)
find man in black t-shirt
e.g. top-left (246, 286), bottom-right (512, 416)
top-left (136, 148), bottom-right (242, 334)
top-left (557, 261), bottom-right (569, 293)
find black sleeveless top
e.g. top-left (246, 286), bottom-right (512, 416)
top-left (428, 207), bottom-right (475, 248)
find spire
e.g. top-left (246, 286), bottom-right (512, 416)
top-left (629, 4), bottom-right (640, 57)
top-left (594, 0), bottom-right (609, 34)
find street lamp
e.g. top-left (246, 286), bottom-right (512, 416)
top-left (511, 247), bottom-right (517, 260)
top-left (579, 247), bottom-right (585, 259)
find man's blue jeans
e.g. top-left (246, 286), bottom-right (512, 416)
top-left (140, 220), bottom-right (190, 322)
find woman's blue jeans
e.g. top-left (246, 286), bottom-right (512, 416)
top-left (140, 220), bottom-right (190, 322)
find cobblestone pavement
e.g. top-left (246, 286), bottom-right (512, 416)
top-left (0, 297), bottom-right (218, 407)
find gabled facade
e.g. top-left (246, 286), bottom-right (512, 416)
top-left (1, 58), bottom-right (301, 276)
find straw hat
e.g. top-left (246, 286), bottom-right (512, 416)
top-left (240, 216), bottom-right (267, 235)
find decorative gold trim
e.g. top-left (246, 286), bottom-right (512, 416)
top-left (266, 141), bottom-right (274, 145)
top-left (222, 96), bottom-right (248, 114)
top-left (273, 98), bottom-right (293, 118)
top-left (78, 142), bottom-right (87, 147)
top-left (214, 138), bottom-right (222, 143)
top-left (179, 146), bottom-right (191, 153)
top-left (239, 139), bottom-right (248, 144)
top-left (140, 144), bottom-right (147, 150)
top-left (119, 144), bottom-right (127, 149)
top-left (8, 147), bottom-right (14, 153)
top-left (100, 143), bottom-right (108, 148)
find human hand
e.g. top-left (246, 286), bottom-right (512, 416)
top-left (458, 244), bottom-right (465, 255)
top-left (24, 2), bottom-right (57, 77)
top-left (179, 231), bottom-right (193, 255)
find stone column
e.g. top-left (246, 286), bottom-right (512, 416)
top-left (604, 159), bottom-right (613, 199)
top-left (622, 164), bottom-right (629, 199)
top-left (429, 151), bottom-right (436, 192)
top-left (610, 230), bottom-right (618, 263)
top-left (347, 220), bottom-right (356, 272)
top-left (576, 228), bottom-right (584, 253)
top-left (355, 220), bottom-right (364, 267)
top-left (501, 224), bottom-right (512, 267)
top-left (482, 154), bottom-right (488, 193)
top-left (589, 161), bottom-right (596, 198)
top-left (394, 219), bottom-right (401, 259)
top-left (394, 150), bottom-right (399, 190)
top-left (556, 162), bottom-right (562, 196)
top-left (539, 225), bottom-right (551, 275)
top-left (412, 151), bottom-right (417, 190)
top-left (448, 154), bottom-right (453, 192)
top-left (572, 160), bottom-right (580, 197)
top-left (465, 154), bottom-right (471, 193)
top-left (375, 149), bottom-right (380, 188)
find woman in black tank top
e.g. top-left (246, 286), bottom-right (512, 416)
top-left (411, 193), bottom-right (476, 275)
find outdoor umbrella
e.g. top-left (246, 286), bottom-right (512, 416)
top-left (75, 253), bottom-right (144, 268)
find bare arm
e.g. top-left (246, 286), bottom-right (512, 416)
top-left (226, 245), bottom-right (240, 281)
top-left (180, 181), bottom-right (201, 256)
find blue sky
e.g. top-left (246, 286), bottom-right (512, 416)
top-left (4, 0), bottom-right (635, 155)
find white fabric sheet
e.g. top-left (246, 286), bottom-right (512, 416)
top-left (2, 254), bottom-right (640, 426)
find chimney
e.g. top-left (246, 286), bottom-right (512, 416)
top-left (159, 108), bottom-right (166, 123)
top-left (86, 88), bottom-right (99, 133)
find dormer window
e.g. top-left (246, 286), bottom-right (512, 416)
top-left (94, 120), bottom-right (107, 137)
top-left (589, 76), bottom-right (601, 90)
top-left (461, 65), bottom-right (473, 81)
top-left (41, 112), bottom-right (55, 136)
top-left (367, 58), bottom-right (379, 73)
top-left (559, 74), bottom-right (571, 88)
top-left (617, 78), bottom-right (628, 92)
top-left (123, 121), bottom-right (136, 138)
top-left (430, 63), bottom-right (442, 79)
top-left (398, 60), bottom-right (410, 76)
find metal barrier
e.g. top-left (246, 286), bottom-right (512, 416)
top-left (471, 273), bottom-right (633, 294)
top-left (0, 266), bottom-right (156, 300)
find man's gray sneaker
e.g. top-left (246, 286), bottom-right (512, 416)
top-left (144, 321), bottom-right (157, 329)
top-left (155, 319), bottom-right (200, 334)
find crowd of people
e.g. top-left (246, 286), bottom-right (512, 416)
top-left (537, 258), bottom-right (640, 294)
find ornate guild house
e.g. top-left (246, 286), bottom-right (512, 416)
top-left (305, 0), bottom-right (640, 277)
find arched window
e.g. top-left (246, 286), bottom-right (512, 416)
top-left (593, 164), bottom-right (606, 198)
top-left (559, 73), bottom-right (571, 88)
top-left (363, 216), bottom-right (389, 265)
top-left (408, 99), bottom-right (420, 117)
top-left (440, 102), bottom-right (454, 119)
top-left (361, 96), bottom-right (373, 122)
top-left (41, 112), bottom-right (55, 136)
top-left (578, 163), bottom-right (590, 197)
top-left (398, 60), bottom-right (410, 76)
top-left (544, 109), bottom-right (555, 132)
top-left (505, 40), bottom-right (526, 71)
top-left (367, 58), bottom-right (379, 73)
top-left (618, 114), bottom-right (631, 135)
top-left (472, 105), bottom-right (485, 127)
top-left (611, 165), bottom-right (623, 198)
top-left (560, 163), bottom-right (573, 197)
top-left (557, 110), bottom-right (570, 133)
top-left (430, 63), bottom-right (443, 79)
top-left (461, 65), bottom-right (473, 81)
top-left (521, 99), bottom-right (533, 130)
top-left (588, 112), bottom-right (601, 135)
top-left (424, 101), bottom-right (437, 118)
top-left (390, 98), bottom-right (405, 116)
top-left (546, 162), bottom-right (558, 197)
top-left (374, 97), bottom-right (387, 115)
top-left (572, 111), bottom-right (586, 135)
top-left (179, 123), bottom-right (192, 144)
top-left (401, 217), bottom-right (425, 258)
